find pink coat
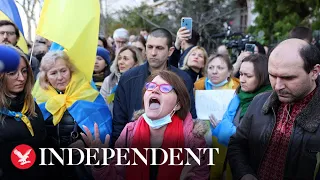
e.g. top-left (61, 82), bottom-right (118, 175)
top-left (92, 113), bottom-right (210, 180)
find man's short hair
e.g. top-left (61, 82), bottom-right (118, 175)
top-left (148, 28), bottom-right (172, 48)
top-left (289, 26), bottom-right (312, 43)
top-left (269, 41), bottom-right (320, 73)
top-left (299, 43), bottom-right (320, 73)
top-left (186, 30), bottom-right (200, 46)
top-left (0, 20), bottom-right (20, 39)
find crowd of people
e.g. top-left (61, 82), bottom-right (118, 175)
top-left (0, 18), bottom-right (320, 180)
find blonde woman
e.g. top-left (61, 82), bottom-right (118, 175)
top-left (180, 46), bottom-right (208, 83)
top-left (32, 50), bottom-right (112, 179)
top-left (100, 46), bottom-right (144, 115)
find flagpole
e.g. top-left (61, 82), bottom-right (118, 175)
top-left (29, 38), bottom-right (36, 65)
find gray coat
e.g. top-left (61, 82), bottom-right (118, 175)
top-left (100, 72), bottom-right (120, 117)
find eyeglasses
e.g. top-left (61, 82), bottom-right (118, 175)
top-left (0, 31), bottom-right (16, 36)
top-left (145, 82), bottom-right (174, 93)
top-left (6, 69), bottom-right (28, 80)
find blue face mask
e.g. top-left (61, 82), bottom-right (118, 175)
top-left (142, 113), bottom-right (172, 129)
top-left (205, 77), bottom-right (228, 90)
top-left (142, 104), bottom-right (178, 129)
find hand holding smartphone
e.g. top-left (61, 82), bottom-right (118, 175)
top-left (181, 17), bottom-right (192, 39)
top-left (245, 43), bottom-right (256, 54)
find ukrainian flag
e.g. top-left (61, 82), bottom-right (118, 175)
top-left (32, 70), bottom-right (112, 143)
top-left (33, 0), bottom-right (112, 142)
top-left (36, 0), bottom-right (100, 81)
top-left (0, 0), bottom-right (28, 53)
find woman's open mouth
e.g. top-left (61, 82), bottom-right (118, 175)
top-left (149, 97), bottom-right (161, 110)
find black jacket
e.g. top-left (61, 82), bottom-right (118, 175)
top-left (0, 96), bottom-right (48, 179)
top-left (45, 110), bottom-right (82, 148)
top-left (227, 88), bottom-right (320, 180)
top-left (112, 62), bottom-right (197, 145)
top-left (169, 46), bottom-right (195, 68)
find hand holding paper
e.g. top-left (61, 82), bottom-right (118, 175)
top-left (209, 114), bottom-right (220, 128)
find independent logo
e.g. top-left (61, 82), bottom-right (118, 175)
top-left (11, 144), bottom-right (36, 169)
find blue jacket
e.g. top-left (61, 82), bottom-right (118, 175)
top-left (112, 61), bottom-right (197, 145)
top-left (212, 95), bottom-right (240, 146)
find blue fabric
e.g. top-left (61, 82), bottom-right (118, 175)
top-left (49, 42), bottom-right (64, 51)
top-left (0, 108), bottom-right (25, 122)
top-left (211, 95), bottom-right (240, 146)
top-left (38, 94), bottom-right (112, 143)
top-left (0, 0), bottom-right (24, 35)
top-left (111, 84), bottom-right (118, 94)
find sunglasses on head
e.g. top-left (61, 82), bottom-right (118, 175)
top-left (145, 82), bottom-right (174, 93)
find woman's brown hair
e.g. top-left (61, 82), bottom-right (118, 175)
top-left (142, 70), bottom-right (190, 120)
top-left (0, 46), bottom-right (36, 123)
top-left (205, 54), bottom-right (233, 76)
top-left (236, 54), bottom-right (270, 93)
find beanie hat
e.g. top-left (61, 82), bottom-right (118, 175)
top-left (96, 47), bottom-right (111, 65)
top-left (0, 45), bottom-right (20, 72)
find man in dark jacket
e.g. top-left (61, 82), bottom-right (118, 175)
top-left (227, 38), bottom-right (320, 180)
top-left (112, 28), bottom-right (197, 146)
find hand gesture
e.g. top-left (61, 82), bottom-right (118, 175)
top-left (209, 114), bottom-right (219, 128)
top-left (175, 27), bottom-right (191, 49)
top-left (80, 122), bottom-right (110, 161)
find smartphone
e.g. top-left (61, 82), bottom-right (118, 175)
top-left (245, 43), bottom-right (256, 54)
top-left (181, 17), bottom-right (192, 39)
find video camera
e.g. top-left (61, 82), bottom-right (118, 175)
top-left (224, 34), bottom-right (254, 51)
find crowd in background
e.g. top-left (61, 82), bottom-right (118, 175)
top-left (1, 18), bottom-right (320, 180)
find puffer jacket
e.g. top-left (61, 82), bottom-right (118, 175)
top-left (228, 88), bottom-right (320, 180)
top-left (45, 110), bottom-right (82, 148)
top-left (92, 112), bottom-right (210, 180)
top-left (0, 99), bottom-right (48, 179)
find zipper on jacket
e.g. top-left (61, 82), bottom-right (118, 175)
top-left (257, 107), bottom-right (277, 172)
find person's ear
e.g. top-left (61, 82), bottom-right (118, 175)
top-left (174, 102), bottom-right (181, 111)
top-left (310, 64), bottom-right (320, 80)
top-left (168, 46), bottom-right (175, 57)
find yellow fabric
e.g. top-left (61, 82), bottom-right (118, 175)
top-left (36, 0), bottom-right (100, 81)
top-left (18, 101), bottom-right (34, 136)
top-left (194, 77), bottom-right (240, 90)
top-left (0, 11), bottom-right (28, 53)
top-left (32, 71), bottom-right (99, 126)
top-left (210, 136), bottom-right (232, 180)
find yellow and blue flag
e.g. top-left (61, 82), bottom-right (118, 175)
top-left (0, 0), bottom-right (28, 53)
top-left (34, 0), bottom-right (111, 142)
top-left (32, 70), bottom-right (112, 143)
top-left (36, 0), bottom-right (100, 81)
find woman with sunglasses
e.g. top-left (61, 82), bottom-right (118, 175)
top-left (0, 45), bottom-right (50, 179)
top-left (100, 46), bottom-right (144, 116)
top-left (83, 70), bottom-right (210, 180)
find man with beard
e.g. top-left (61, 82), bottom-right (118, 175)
top-left (0, 20), bottom-right (39, 78)
top-left (227, 38), bottom-right (320, 180)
